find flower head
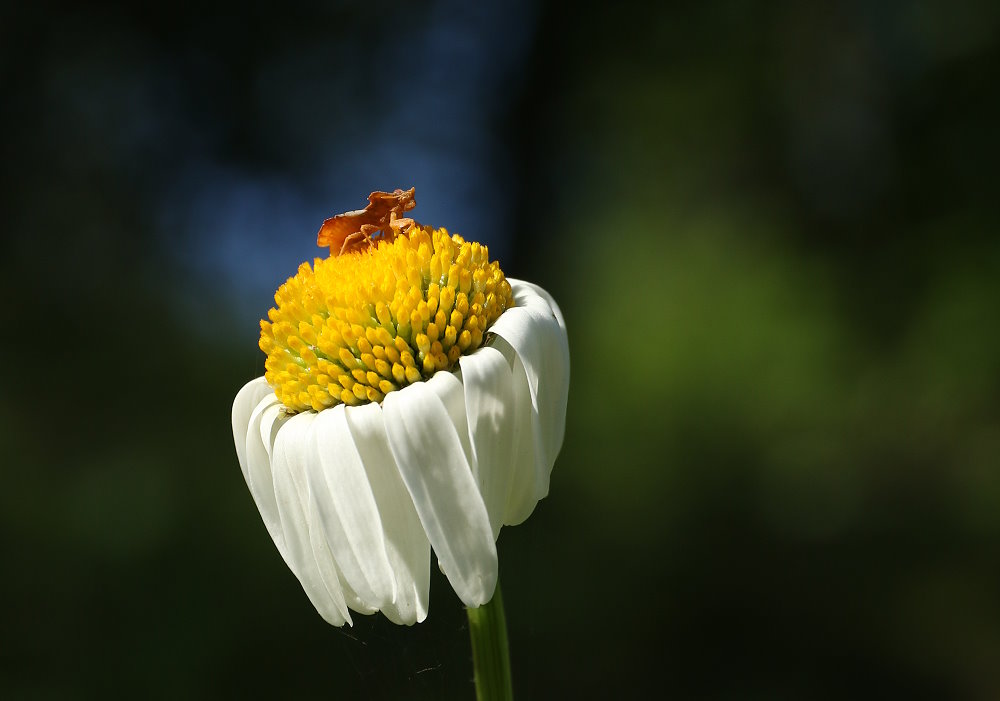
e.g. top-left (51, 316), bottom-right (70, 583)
top-left (259, 226), bottom-right (513, 412)
top-left (232, 190), bottom-right (569, 625)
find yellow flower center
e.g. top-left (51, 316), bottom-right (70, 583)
top-left (259, 226), bottom-right (514, 413)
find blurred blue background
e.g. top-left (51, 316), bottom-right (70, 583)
top-left (3, 0), bottom-right (1000, 698)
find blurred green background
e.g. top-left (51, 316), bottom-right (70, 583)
top-left (3, 0), bottom-right (999, 698)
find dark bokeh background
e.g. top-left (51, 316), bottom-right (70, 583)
top-left (3, 1), bottom-right (1000, 698)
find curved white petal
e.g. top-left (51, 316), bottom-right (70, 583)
top-left (518, 279), bottom-right (568, 336)
top-left (307, 492), bottom-right (376, 617)
top-left (489, 280), bottom-right (570, 501)
top-left (502, 349), bottom-right (544, 526)
top-left (428, 371), bottom-right (476, 470)
top-left (458, 346), bottom-right (516, 538)
top-left (270, 412), bottom-right (352, 626)
top-left (306, 406), bottom-right (395, 610)
top-left (383, 375), bottom-right (498, 608)
top-left (345, 402), bottom-right (431, 625)
top-left (244, 394), bottom-right (289, 557)
top-left (232, 378), bottom-right (275, 478)
top-left (259, 399), bottom-right (287, 462)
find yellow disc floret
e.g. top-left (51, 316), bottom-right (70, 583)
top-left (259, 226), bottom-right (515, 413)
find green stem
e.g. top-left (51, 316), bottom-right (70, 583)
top-left (467, 581), bottom-right (513, 701)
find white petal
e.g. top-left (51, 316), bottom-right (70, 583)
top-left (232, 377), bottom-right (274, 478)
top-left (427, 370), bottom-right (476, 470)
top-left (306, 405), bottom-right (395, 610)
top-left (518, 279), bottom-right (568, 335)
top-left (503, 350), bottom-right (543, 526)
top-left (489, 280), bottom-right (570, 497)
top-left (244, 394), bottom-right (289, 557)
top-left (344, 402), bottom-right (431, 625)
top-left (383, 377), bottom-right (498, 607)
top-left (270, 412), bottom-right (352, 626)
top-left (458, 346), bottom-right (516, 538)
top-left (259, 398), bottom-right (284, 462)
top-left (307, 493), bottom-right (376, 617)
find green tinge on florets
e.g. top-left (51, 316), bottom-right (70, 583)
top-left (259, 226), bottom-right (514, 412)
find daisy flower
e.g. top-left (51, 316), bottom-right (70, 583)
top-left (231, 189), bottom-right (569, 628)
